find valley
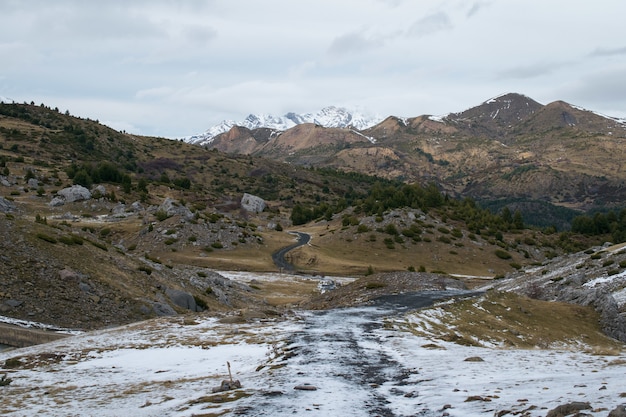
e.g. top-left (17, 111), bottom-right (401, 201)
top-left (1, 97), bottom-right (626, 415)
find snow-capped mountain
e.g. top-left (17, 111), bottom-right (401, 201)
top-left (183, 106), bottom-right (382, 145)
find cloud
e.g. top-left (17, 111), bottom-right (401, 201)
top-left (497, 61), bottom-right (568, 79)
top-left (407, 12), bottom-right (452, 38)
top-left (466, 1), bottom-right (492, 17)
top-left (328, 32), bottom-right (384, 57)
top-left (590, 46), bottom-right (626, 57)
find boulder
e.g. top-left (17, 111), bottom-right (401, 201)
top-left (157, 197), bottom-right (194, 220)
top-left (27, 178), bottom-right (39, 188)
top-left (241, 193), bottom-right (266, 213)
top-left (609, 405), bottom-right (626, 417)
top-left (0, 196), bottom-right (15, 213)
top-left (546, 401), bottom-right (591, 417)
top-left (165, 288), bottom-right (199, 311)
top-left (152, 302), bottom-right (177, 316)
top-left (92, 184), bottom-right (106, 197)
top-left (52, 185), bottom-right (91, 205)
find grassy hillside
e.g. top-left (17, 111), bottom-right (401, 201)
top-left (0, 102), bottom-right (618, 329)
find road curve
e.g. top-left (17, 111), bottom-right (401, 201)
top-left (271, 231), bottom-right (311, 272)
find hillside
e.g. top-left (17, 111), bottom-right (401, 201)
top-left (202, 93), bottom-right (626, 226)
top-left (0, 101), bottom-right (624, 335)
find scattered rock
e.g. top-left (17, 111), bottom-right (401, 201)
top-left (0, 196), bottom-right (15, 213)
top-left (212, 379), bottom-right (242, 393)
top-left (152, 302), bottom-right (177, 317)
top-left (241, 193), bottom-right (266, 213)
top-left (609, 404), bottom-right (626, 417)
top-left (465, 395), bottom-right (491, 402)
top-left (165, 288), bottom-right (199, 312)
top-left (157, 197), bottom-right (194, 220)
top-left (546, 401), bottom-right (592, 417)
top-left (50, 185), bottom-right (91, 206)
top-left (294, 384), bottom-right (318, 391)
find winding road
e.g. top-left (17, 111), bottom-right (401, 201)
top-left (271, 231), bottom-right (311, 271)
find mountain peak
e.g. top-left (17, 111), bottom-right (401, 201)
top-left (447, 92), bottom-right (544, 132)
top-left (183, 107), bottom-right (382, 146)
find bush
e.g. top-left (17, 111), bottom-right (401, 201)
top-left (211, 241), bottom-right (223, 249)
top-left (36, 233), bottom-right (57, 243)
top-left (494, 249), bottom-right (512, 260)
top-left (193, 295), bottom-right (208, 310)
top-left (138, 266), bottom-right (152, 275)
top-left (364, 281), bottom-right (385, 289)
top-left (155, 210), bottom-right (169, 221)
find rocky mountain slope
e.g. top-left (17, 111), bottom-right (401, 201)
top-left (202, 93), bottom-right (626, 226)
top-left (1, 101), bottom-right (625, 347)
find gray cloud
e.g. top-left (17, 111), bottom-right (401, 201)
top-left (407, 12), bottom-right (452, 38)
top-left (467, 1), bottom-right (492, 17)
top-left (497, 61), bottom-right (569, 80)
top-left (1, 0), bottom-right (626, 137)
top-left (328, 32), bottom-right (384, 57)
top-left (590, 46), bottom-right (626, 57)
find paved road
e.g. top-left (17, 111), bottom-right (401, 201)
top-left (271, 231), bottom-right (311, 271)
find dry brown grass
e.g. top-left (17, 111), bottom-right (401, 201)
top-left (399, 290), bottom-right (625, 350)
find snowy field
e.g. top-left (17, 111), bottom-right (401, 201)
top-left (1, 277), bottom-right (625, 416)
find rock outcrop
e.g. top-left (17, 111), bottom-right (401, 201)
top-left (241, 193), bottom-right (266, 213)
top-left (157, 197), bottom-right (194, 220)
top-left (0, 196), bottom-right (15, 213)
top-left (50, 185), bottom-right (91, 206)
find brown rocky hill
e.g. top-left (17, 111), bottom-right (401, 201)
top-left (203, 93), bottom-right (626, 219)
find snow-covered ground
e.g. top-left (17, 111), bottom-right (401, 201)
top-left (1, 276), bottom-right (625, 416)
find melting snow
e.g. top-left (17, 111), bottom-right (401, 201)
top-left (1, 276), bottom-right (625, 416)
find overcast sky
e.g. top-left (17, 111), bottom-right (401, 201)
top-left (1, 1), bottom-right (625, 138)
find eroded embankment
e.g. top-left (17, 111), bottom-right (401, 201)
top-left (0, 323), bottom-right (69, 348)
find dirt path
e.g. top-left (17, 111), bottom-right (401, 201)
top-left (232, 290), bottom-right (475, 416)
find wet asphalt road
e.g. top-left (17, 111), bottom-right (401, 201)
top-left (271, 231), bottom-right (311, 271)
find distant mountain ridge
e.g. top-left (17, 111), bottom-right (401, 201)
top-left (184, 106), bottom-right (382, 145)
top-left (198, 92), bottom-right (626, 217)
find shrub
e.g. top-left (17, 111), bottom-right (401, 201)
top-left (438, 235), bottom-right (451, 244)
top-left (494, 249), bottom-right (512, 260)
top-left (164, 238), bottom-right (178, 245)
top-left (155, 210), bottom-right (169, 221)
top-left (384, 223), bottom-right (399, 235)
top-left (138, 266), bottom-right (152, 275)
top-left (87, 239), bottom-right (108, 251)
top-left (36, 233), bottom-right (57, 243)
top-left (193, 296), bottom-right (207, 310)
top-left (364, 281), bottom-right (385, 289)
top-left (211, 241), bottom-right (223, 249)
top-left (0, 374), bottom-right (12, 386)
top-left (4, 358), bottom-right (22, 368)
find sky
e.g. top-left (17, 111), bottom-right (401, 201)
top-left (1, 0), bottom-right (625, 138)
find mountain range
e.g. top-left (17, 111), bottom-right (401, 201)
top-left (196, 93), bottom-right (626, 225)
top-left (183, 106), bottom-right (382, 145)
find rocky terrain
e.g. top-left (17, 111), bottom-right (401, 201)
top-left (203, 93), bottom-right (626, 226)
